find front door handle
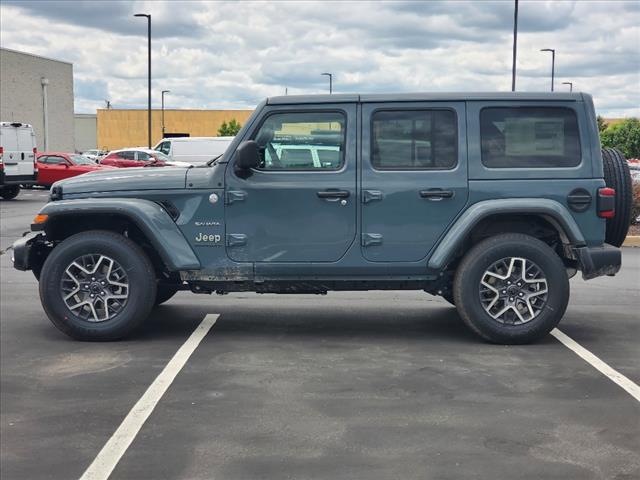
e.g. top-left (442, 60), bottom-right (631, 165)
top-left (419, 189), bottom-right (454, 200)
top-left (317, 190), bottom-right (350, 199)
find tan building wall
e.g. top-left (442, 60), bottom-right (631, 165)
top-left (97, 109), bottom-right (253, 150)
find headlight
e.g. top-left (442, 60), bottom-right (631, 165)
top-left (49, 185), bottom-right (63, 201)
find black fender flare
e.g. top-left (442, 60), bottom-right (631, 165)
top-left (428, 198), bottom-right (586, 270)
top-left (37, 198), bottom-right (201, 271)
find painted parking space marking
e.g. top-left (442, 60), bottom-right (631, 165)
top-left (79, 313), bottom-right (219, 480)
top-left (552, 328), bottom-right (640, 402)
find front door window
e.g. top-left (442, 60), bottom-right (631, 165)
top-left (253, 112), bottom-right (345, 171)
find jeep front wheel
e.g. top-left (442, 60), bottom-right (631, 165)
top-left (39, 230), bottom-right (157, 340)
top-left (453, 233), bottom-right (569, 344)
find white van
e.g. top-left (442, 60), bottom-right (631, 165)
top-left (0, 122), bottom-right (37, 199)
top-left (153, 136), bottom-right (234, 166)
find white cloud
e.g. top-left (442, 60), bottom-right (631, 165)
top-left (1, 0), bottom-right (638, 116)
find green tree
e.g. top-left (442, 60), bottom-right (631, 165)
top-left (600, 118), bottom-right (640, 159)
top-left (218, 119), bottom-right (242, 136)
top-left (597, 115), bottom-right (607, 133)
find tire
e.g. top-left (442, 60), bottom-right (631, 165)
top-left (155, 285), bottom-right (179, 305)
top-left (601, 147), bottom-right (633, 247)
top-left (39, 230), bottom-right (157, 341)
top-left (441, 291), bottom-right (456, 306)
top-left (453, 233), bottom-right (569, 344)
top-left (0, 185), bottom-right (20, 200)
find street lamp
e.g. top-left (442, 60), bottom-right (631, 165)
top-left (134, 13), bottom-right (151, 147)
top-left (562, 81), bottom-right (573, 92)
top-left (321, 72), bottom-right (333, 94)
top-left (161, 90), bottom-right (170, 137)
top-left (540, 48), bottom-right (555, 92)
top-left (511, 0), bottom-right (519, 91)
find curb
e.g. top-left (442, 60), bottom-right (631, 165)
top-left (623, 236), bottom-right (640, 247)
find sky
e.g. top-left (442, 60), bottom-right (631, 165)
top-left (1, 0), bottom-right (638, 117)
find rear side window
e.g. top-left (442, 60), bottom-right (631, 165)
top-left (371, 110), bottom-right (457, 170)
top-left (480, 107), bottom-right (581, 168)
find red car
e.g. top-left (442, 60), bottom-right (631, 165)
top-left (99, 148), bottom-right (187, 168)
top-left (36, 152), bottom-right (115, 187)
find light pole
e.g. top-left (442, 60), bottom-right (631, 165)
top-left (321, 72), bottom-right (333, 94)
top-left (161, 90), bottom-right (170, 137)
top-left (511, 0), bottom-right (518, 91)
top-left (562, 81), bottom-right (573, 92)
top-left (540, 48), bottom-right (555, 92)
top-left (134, 13), bottom-right (151, 147)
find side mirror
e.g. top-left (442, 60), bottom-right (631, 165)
top-left (234, 140), bottom-right (260, 171)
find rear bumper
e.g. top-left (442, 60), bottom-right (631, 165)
top-left (1, 171), bottom-right (37, 186)
top-left (574, 244), bottom-right (621, 280)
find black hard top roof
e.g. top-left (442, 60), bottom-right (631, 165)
top-left (267, 92), bottom-right (586, 105)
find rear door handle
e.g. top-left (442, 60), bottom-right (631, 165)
top-left (317, 190), bottom-right (350, 199)
top-left (419, 189), bottom-right (454, 199)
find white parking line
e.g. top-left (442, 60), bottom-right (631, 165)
top-left (552, 328), bottom-right (640, 402)
top-left (79, 314), bottom-right (219, 480)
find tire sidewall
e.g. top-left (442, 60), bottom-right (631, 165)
top-left (455, 236), bottom-right (569, 343)
top-left (40, 232), bottom-right (156, 340)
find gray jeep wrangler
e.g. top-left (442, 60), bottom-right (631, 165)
top-left (13, 92), bottom-right (632, 344)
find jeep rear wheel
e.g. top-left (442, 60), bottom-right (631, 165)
top-left (39, 230), bottom-right (157, 340)
top-left (453, 233), bottom-right (569, 344)
top-left (601, 148), bottom-right (633, 247)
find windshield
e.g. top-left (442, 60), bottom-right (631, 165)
top-left (71, 155), bottom-right (95, 165)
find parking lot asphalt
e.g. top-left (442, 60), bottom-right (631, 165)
top-left (1, 194), bottom-right (639, 480)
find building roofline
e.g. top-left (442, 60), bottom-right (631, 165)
top-left (96, 108), bottom-right (253, 112)
top-left (0, 47), bottom-right (73, 65)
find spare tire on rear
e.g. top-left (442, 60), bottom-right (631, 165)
top-left (601, 147), bottom-right (633, 247)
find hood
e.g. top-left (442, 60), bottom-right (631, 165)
top-left (75, 164), bottom-right (117, 172)
top-left (54, 166), bottom-right (189, 196)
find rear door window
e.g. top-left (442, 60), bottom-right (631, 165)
top-left (480, 107), bottom-right (581, 168)
top-left (371, 110), bottom-right (457, 170)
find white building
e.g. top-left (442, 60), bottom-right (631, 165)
top-left (0, 48), bottom-right (74, 152)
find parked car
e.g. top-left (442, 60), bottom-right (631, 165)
top-left (36, 152), bottom-right (115, 187)
top-left (13, 92), bottom-right (633, 344)
top-left (154, 136), bottom-right (234, 166)
top-left (0, 122), bottom-right (37, 199)
top-left (82, 149), bottom-right (107, 163)
top-left (100, 148), bottom-right (191, 168)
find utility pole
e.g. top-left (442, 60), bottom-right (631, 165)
top-left (161, 90), bottom-right (170, 137)
top-left (540, 48), bottom-right (555, 92)
top-left (511, 0), bottom-right (518, 91)
top-left (321, 72), bottom-right (333, 94)
top-left (134, 13), bottom-right (152, 147)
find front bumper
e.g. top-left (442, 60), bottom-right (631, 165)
top-left (12, 233), bottom-right (46, 271)
top-left (574, 244), bottom-right (621, 280)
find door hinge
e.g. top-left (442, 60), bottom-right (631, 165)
top-left (225, 190), bottom-right (247, 205)
top-left (362, 190), bottom-right (383, 204)
top-left (362, 233), bottom-right (383, 247)
top-left (226, 234), bottom-right (247, 247)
